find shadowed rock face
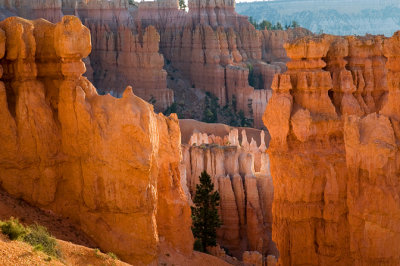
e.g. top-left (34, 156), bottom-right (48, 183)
top-left (74, 1), bottom-right (174, 112)
top-left (135, 0), bottom-right (299, 128)
top-left (0, 16), bottom-right (193, 265)
top-left (181, 128), bottom-right (277, 259)
top-left (264, 33), bottom-right (400, 266)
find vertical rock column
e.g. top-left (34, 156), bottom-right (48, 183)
top-left (0, 17), bottom-right (60, 205)
top-left (264, 35), bottom-right (351, 266)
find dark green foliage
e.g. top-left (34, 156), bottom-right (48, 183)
top-left (220, 96), bottom-right (253, 127)
top-left (0, 218), bottom-right (61, 258)
top-left (202, 92), bottom-right (219, 123)
top-left (148, 95), bottom-right (157, 105)
top-left (191, 171), bottom-right (222, 252)
top-left (238, 110), bottom-right (253, 127)
top-left (249, 16), bottom-right (299, 30)
top-left (246, 63), bottom-right (263, 90)
top-left (197, 91), bottom-right (254, 127)
top-left (275, 22), bottom-right (283, 30)
top-left (247, 63), bottom-right (255, 87)
top-left (248, 98), bottom-right (254, 118)
top-left (259, 20), bottom-right (272, 30)
top-left (0, 217), bottom-right (27, 240)
top-left (193, 239), bottom-right (204, 252)
top-left (179, 0), bottom-right (187, 10)
top-left (292, 20), bottom-right (300, 28)
top-left (163, 102), bottom-right (184, 118)
top-left (23, 224), bottom-right (61, 258)
top-left (231, 94), bottom-right (237, 113)
top-left (285, 21), bottom-right (300, 29)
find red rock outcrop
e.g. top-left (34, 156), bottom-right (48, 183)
top-left (264, 33), bottom-right (400, 265)
top-left (0, 15), bottom-right (193, 265)
top-left (181, 128), bottom-right (276, 260)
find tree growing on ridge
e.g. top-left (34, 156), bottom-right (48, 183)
top-left (191, 171), bottom-right (222, 252)
top-left (179, 0), bottom-right (187, 10)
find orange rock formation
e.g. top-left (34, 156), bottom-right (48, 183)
top-left (0, 0), bottom-right (313, 128)
top-left (0, 16), bottom-right (192, 264)
top-left (264, 33), bottom-right (400, 265)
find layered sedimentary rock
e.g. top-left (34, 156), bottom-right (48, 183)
top-left (264, 33), bottom-right (400, 265)
top-left (75, 0), bottom-right (173, 111)
top-left (182, 128), bottom-right (276, 260)
top-left (0, 0), bottom-right (174, 112)
top-left (135, 0), bottom-right (285, 128)
top-left (0, 0), bottom-right (313, 128)
top-left (0, 0), bottom-right (63, 22)
top-left (0, 16), bottom-right (193, 264)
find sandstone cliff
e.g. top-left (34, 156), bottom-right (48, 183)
top-left (264, 33), bottom-right (400, 265)
top-left (0, 16), bottom-right (193, 265)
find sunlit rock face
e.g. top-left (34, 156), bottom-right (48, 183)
top-left (0, 0), bottom-right (174, 112)
top-left (0, 0), bottom-right (313, 128)
top-left (264, 33), bottom-right (400, 266)
top-left (0, 16), bottom-right (193, 265)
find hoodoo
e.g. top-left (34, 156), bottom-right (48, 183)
top-left (0, 16), bottom-right (193, 265)
top-left (265, 33), bottom-right (400, 266)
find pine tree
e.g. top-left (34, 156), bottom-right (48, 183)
top-left (179, 0), bottom-right (187, 10)
top-left (191, 171), bottom-right (222, 252)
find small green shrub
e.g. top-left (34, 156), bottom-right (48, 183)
top-left (107, 252), bottom-right (118, 260)
top-left (1, 218), bottom-right (61, 258)
top-left (33, 244), bottom-right (44, 252)
top-left (94, 248), bottom-right (104, 259)
top-left (23, 224), bottom-right (61, 258)
top-left (193, 239), bottom-right (204, 252)
top-left (0, 217), bottom-right (27, 240)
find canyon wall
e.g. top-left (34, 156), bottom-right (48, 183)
top-left (264, 33), bottom-right (400, 265)
top-left (181, 128), bottom-right (277, 260)
top-left (74, 0), bottom-right (174, 112)
top-left (0, 0), bottom-right (313, 128)
top-left (0, 16), bottom-right (193, 264)
top-left (135, 0), bottom-right (310, 128)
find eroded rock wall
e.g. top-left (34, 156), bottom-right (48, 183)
top-left (135, 0), bottom-right (288, 128)
top-left (0, 0), bottom-right (313, 128)
top-left (264, 33), bottom-right (400, 266)
top-left (0, 0), bottom-right (174, 112)
top-left (182, 129), bottom-right (276, 260)
top-left (75, 0), bottom-right (173, 111)
top-left (0, 16), bottom-right (193, 265)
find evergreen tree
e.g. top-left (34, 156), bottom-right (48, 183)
top-left (202, 92), bottom-right (219, 123)
top-left (179, 0), bottom-right (187, 10)
top-left (291, 20), bottom-right (299, 28)
top-left (191, 171), bottom-right (222, 252)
